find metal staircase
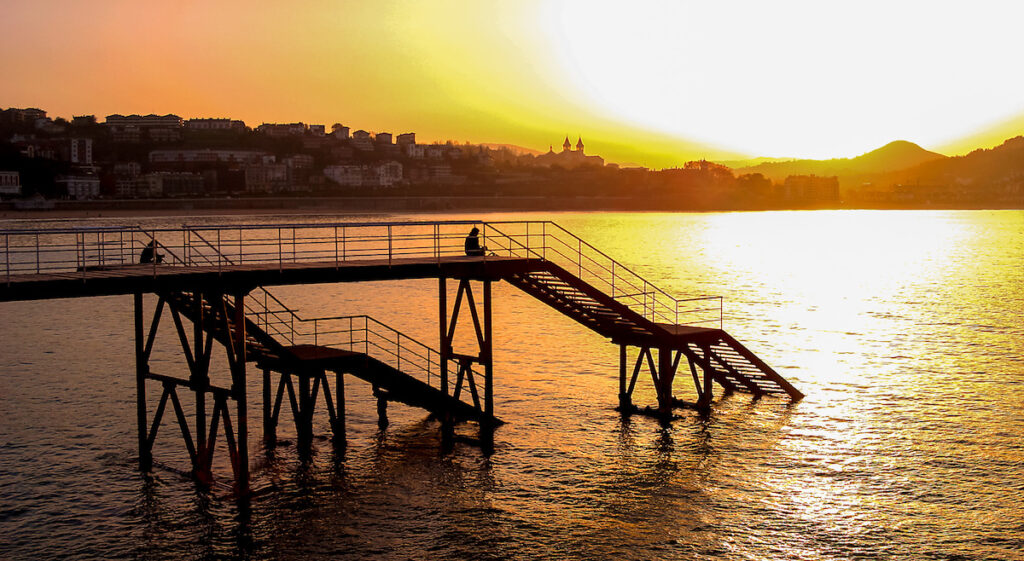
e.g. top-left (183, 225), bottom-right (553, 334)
top-left (485, 223), bottom-right (802, 402)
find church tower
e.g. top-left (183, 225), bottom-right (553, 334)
top-left (576, 136), bottom-right (584, 153)
top-left (562, 136), bottom-right (571, 152)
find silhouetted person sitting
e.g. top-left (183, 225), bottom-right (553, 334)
top-left (139, 240), bottom-right (164, 264)
top-left (464, 227), bottom-right (486, 256)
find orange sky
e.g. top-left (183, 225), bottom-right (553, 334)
top-left (2, 1), bottom-right (1023, 166)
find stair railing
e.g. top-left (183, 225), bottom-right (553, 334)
top-left (177, 228), bottom-right (449, 389)
top-left (482, 221), bottom-right (723, 328)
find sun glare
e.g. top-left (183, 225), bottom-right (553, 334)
top-left (541, 0), bottom-right (1024, 158)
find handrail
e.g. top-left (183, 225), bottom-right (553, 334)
top-left (0, 219), bottom-right (723, 327)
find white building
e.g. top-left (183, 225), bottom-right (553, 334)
top-left (70, 138), bottom-right (93, 165)
top-left (245, 164), bottom-right (290, 193)
top-left (324, 162), bottom-right (403, 188)
top-left (0, 171), bottom-right (22, 197)
top-left (57, 175), bottom-right (101, 200)
top-left (375, 161), bottom-right (403, 187)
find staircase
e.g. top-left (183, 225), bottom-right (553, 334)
top-left (161, 288), bottom-right (493, 423)
top-left (485, 224), bottom-right (802, 401)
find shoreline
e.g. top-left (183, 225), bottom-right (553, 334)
top-left (2, 195), bottom-right (1021, 220)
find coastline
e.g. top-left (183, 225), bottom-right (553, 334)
top-left (2, 195), bottom-right (1021, 220)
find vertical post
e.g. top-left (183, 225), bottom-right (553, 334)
top-left (542, 222), bottom-right (546, 260)
top-left (698, 358), bottom-right (714, 415)
top-left (193, 291), bottom-right (208, 481)
top-left (438, 276), bottom-right (448, 395)
top-left (262, 368), bottom-right (274, 448)
top-left (134, 292), bottom-right (151, 471)
top-left (334, 372), bottom-right (346, 448)
top-left (298, 371), bottom-right (312, 453)
top-left (618, 344), bottom-right (629, 410)
top-left (483, 279), bottom-right (493, 420)
top-left (233, 293), bottom-right (249, 495)
top-left (657, 347), bottom-right (673, 416)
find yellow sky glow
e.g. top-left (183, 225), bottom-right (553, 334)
top-left (1, 0), bottom-right (1023, 166)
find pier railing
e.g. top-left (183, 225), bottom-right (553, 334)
top-left (250, 294), bottom-right (443, 389)
top-left (0, 220), bottom-right (722, 327)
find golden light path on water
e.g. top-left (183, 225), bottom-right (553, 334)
top-left (0, 210), bottom-right (1021, 560)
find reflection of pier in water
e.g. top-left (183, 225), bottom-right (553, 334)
top-left (0, 220), bottom-right (802, 494)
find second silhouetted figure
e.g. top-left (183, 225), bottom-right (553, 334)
top-left (464, 227), bottom-right (486, 256)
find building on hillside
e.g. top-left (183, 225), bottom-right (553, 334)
top-left (323, 161), bottom-right (403, 188)
top-left (402, 143), bottom-right (425, 158)
top-left (186, 118), bottom-right (247, 131)
top-left (134, 172), bottom-right (205, 198)
top-left (350, 130), bottom-right (374, 151)
top-left (244, 164), bottom-right (290, 193)
top-left (69, 138), bottom-right (93, 165)
top-left (331, 124), bottom-right (350, 139)
top-left (113, 162), bottom-right (142, 178)
top-left (309, 124), bottom-right (326, 136)
top-left (1, 107), bottom-right (46, 124)
top-left (149, 149), bottom-right (267, 165)
top-left (323, 165), bottom-right (363, 187)
top-left (284, 154), bottom-right (314, 169)
top-left (781, 175), bottom-right (839, 202)
top-left (375, 161), bottom-right (403, 186)
top-left (71, 115), bottom-right (97, 127)
top-left (34, 118), bottom-right (66, 134)
top-left (534, 136), bottom-right (604, 169)
top-left (0, 171), bottom-right (22, 197)
top-left (105, 114), bottom-right (183, 143)
top-left (256, 123), bottom-right (306, 137)
top-left (57, 175), bottom-right (101, 200)
top-left (105, 114), bottom-right (183, 129)
top-left (396, 133), bottom-right (415, 146)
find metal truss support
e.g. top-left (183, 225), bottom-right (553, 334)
top-left (262, 367), bottom-right (346, 455)
top-left (134, 290), bottom-right (252, 495)
top-left (439, 277), bottom-right (494, 436)
top-left (617, 345), bottom-right (685, 418)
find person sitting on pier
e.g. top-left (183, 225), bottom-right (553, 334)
top-left (139, 240), bottom-right (164, 264)
top-left (464, 227), bottom-right (487, 256)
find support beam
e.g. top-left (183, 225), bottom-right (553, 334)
top-left (262, 368), bottom-right (274, 448)
top-left (192, 291), bottom-right (209, 485)
top-left (657, 347), bottom-right (676, 415)
top-left (439, 277), bottom-right (495, 430)
top-left (375, 387), bottom-right (389, 427)
top-left (438, 277), bottom-right (449, 397)
top-left (134, 292), bottom-right (150, 472)
top-left (231, 292), bottom-right (249, 495)
top-left (483, 280), bottom-right (493, 422)
top-left (618, 344), bottom-right (630, 410)
top-left (297, 369), bottom-right (313, 452)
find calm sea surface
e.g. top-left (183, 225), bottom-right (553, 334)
top-left (1, 210), bottom-right (1022, 560)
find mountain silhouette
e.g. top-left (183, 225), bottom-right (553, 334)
top-left (889, 135), bottom-right (1024, 186)
top-left (732, 140), bottom-right (947, 182)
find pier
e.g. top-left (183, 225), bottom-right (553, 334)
top-left (1, 220), bottom-right (802, 494)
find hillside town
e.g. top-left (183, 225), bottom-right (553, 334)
top-left (1, 106), bottom-right (1020, 209)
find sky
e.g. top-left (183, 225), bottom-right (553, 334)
top-left (2, 0), bottom-right (1023, 167)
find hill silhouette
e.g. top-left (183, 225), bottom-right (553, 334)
top-left (732, 141), bottom-right (947, 182)
top-left (888, 136), bottom-right (1024, 186)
